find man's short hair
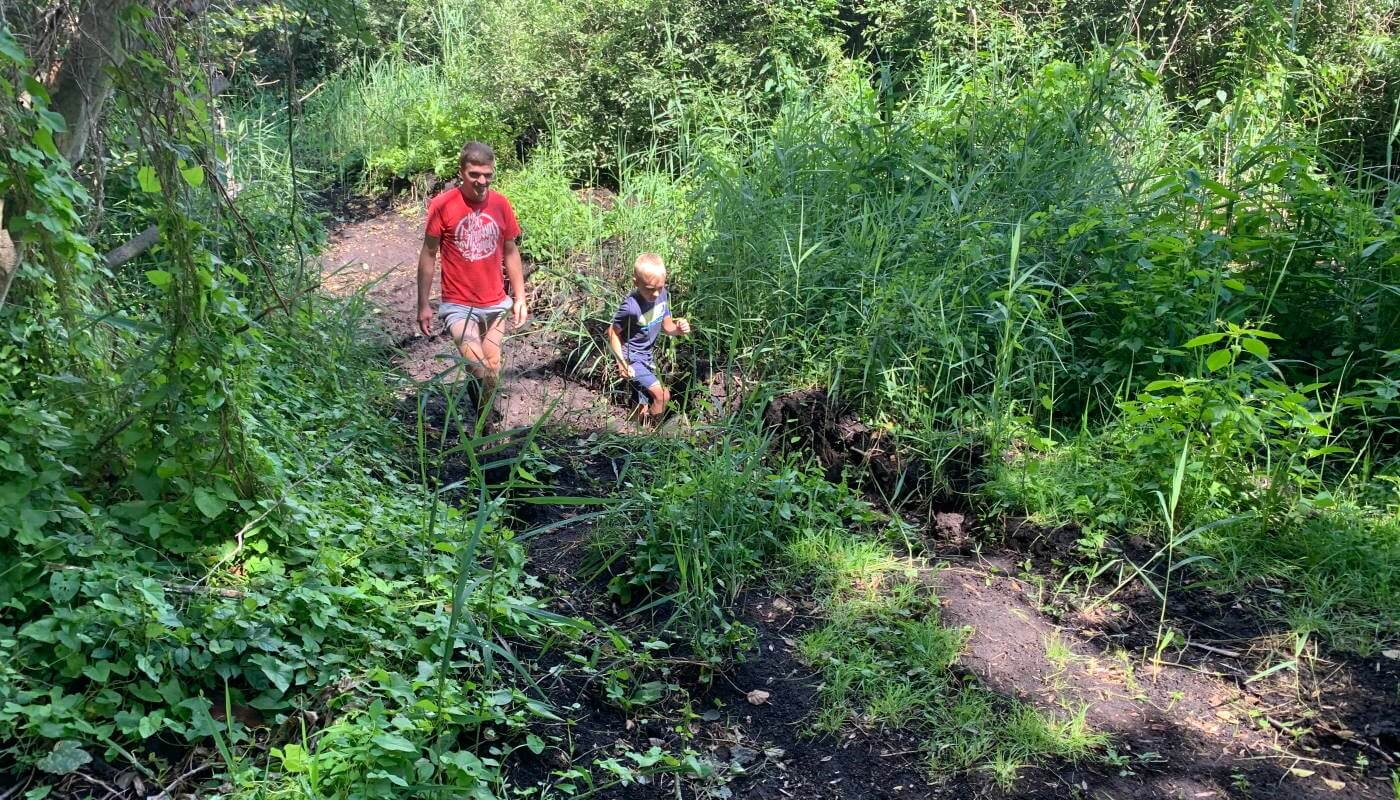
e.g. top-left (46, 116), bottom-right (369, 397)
top-left (459, 141), bottom-right (496, 168)
top-left (634, 252), bottom-right (666, 280)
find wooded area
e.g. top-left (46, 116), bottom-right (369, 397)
top-left (2, 0), bottom-right (1398, 797)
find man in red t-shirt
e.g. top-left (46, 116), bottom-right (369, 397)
top-left (416, 141), bottom-right (527, 420)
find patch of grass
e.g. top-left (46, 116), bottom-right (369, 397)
top-left (789, 520), bottom-right (1106, 787)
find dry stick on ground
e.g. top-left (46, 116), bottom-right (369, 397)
top-left (149, 762), bottom-right (211, 800)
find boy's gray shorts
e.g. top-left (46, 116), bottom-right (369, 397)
top-left (438, 297), bottom-right (513, 335)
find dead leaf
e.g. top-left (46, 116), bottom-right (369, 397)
top-left (1381, 649), bottom-right (1399, 660)
top-left (746, 689), bottom-right (771, 705)
top-left (1288, 768), bottom-right (1315, 778)
top-left (1322, 778), bottom-right (1346, 790)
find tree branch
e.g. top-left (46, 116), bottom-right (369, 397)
top-left (102, 223), bottom-right (160, 269)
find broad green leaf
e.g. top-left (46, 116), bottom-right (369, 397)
top-left (255, 656), bottom-right (292, 692)
top-left (137, 165), bottom-right (161, 193)
top-left (1144, 380), bottom-right (1180, 392)
top-left (180, 163), bottom-right (205, 187)
top-left (49, 570), bottom-right (80, 604)
top-left (37, 740), bottom-right (91, 775)
top-left (525, 734), bottom-right (545, 754)
top-left (1240, 337), bottom-right (1269, 361)
top-left (1183, 333), bottom-right (1225, 348)
top-left (278, 743), bottom-right (310, 773)
top-left (145, 270), bottom-right (172, 288)
top-left (193, 488), bottom-right (226, 519)
top-left (372, 733), bottom-right (418, 753)
top-left (1205, 348), bottom-right (1233, 372)
top-left (33, 127), bottom-right (57, 157)
top-left (441, 750), bottom-right (485, 774)
top-left (0, 30), bottom-right (26, 64)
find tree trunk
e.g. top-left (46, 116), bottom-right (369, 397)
top-left (50, 0), bottom-right (128, 166)
top-left (0, 199), bottom-right (16, 310)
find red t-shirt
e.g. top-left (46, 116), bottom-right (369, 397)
top-left (425, 187), bottom-right (521, 307)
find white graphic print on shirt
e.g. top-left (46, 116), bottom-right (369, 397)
top-left (453, 209), bottom-right (501, 260)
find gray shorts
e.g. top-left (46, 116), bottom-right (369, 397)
top-left (439, 298), bottom-right (512, 335)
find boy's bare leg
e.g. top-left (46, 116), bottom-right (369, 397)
top-left (643, 383), bottom-right (670, 422)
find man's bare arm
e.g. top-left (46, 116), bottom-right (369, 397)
top-left (504, 238), bottom-right (528, 326)
top-left (417, 235), bottom-right (439, 336)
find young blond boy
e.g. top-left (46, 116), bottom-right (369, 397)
top-left (607, 254), bottom-right (692, 420)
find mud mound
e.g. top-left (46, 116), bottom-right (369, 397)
top-left (763, 388), bottom-right (962, 508)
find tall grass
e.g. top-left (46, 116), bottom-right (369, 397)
top-left (673, 47), bottom-right (1400, 648)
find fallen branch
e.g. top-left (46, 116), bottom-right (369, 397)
top-left (1186, 641), bottom-right (1242, 659)
top-left (149, 762), bottom-right (211, 800)
top-left (103, 223), bottom-right (159, 269)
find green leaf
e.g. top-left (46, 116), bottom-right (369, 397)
top-left (372, 733), bottom-right (418, 753)
top-left (1205, 348), bottom-right (1233, 372)
top-left (37, 740), bottom-right (92, 775)
top-left (33, 127), bottom-right (57, 157)
top-left (1144, 379), bottom-right (1180, 392)
top-left (1240, 337), bottom-right (1269, 361)
top-left (1198, 177), bottom-right (1239, 202)
top-left (146, 270), bottom-right (172, 288)
top-left (1183, 333), bottom-right (1225, 348)
top-left (278, 743), bottom-right (310, 773)
top-left (441, 750), bottom-right (485, 774)
top-left (138, 712), bottom-right (163, 738)
top-left (137, 166), bottom-right (161, 193)
top-left (254, 655), bottom-right (292, 692)
top-left (193, 488), bottom-right (227, 519)
top-left (180, 164), bottom-right (205, 187)
top-left (1222, 278), bottom-right (1246, 291)
top-left (49, 570), bottom-right (80, 604)
top-left (0, 30), bottom-right (26, 64)
top-left (525, 734), bottom-right (545, 755)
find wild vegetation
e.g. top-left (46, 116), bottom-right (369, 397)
top-left (2, 0), bottom-right (1398, 798)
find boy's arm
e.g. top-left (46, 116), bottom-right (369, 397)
top-left (416, 235), bottom-right (439, 336)
top-left (663, 315), bottom-right (692, 335)
top-left (504, 239), bottom-right (527, 326)
top-left (607, 324), bottom-right (633, 379)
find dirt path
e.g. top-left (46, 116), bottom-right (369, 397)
top-left (322, 201), bottom-right (1397, 799)
top-left (321, 202), bottom-right (630, 431)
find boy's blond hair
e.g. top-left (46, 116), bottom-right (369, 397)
top-left (634, 252), bottom-right (666, 281)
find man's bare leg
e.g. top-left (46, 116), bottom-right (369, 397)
top-left (447, 315), bottom-right (498, 422)
top-left (477, 314), bottom-right (507, 420)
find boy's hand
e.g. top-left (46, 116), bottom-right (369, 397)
top-left (512, 295), bottom-right (529, 328)
top-left (673, 317), bottom-right (692, 335)
top-left (417, 305), bottom-right (434, 336)
top-left (617, 361), bottom-right (635, 380)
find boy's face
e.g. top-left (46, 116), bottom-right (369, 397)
top-left (459, 160), bottom-right (494, 203)
top-left (634, 272), bottom-right (665, 303)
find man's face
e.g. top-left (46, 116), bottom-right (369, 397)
top-left (460, 161), bottom-right (494, 202)
top-left (635, 272), bottom-right (665, 303)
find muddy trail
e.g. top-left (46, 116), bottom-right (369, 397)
top-left (323, 197), bottom-right (1399, 799)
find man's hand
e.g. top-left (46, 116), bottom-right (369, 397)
top-left (417, 305), bottom-right (434, 337)
top-left (617, 361), bottom-right (635, 380)
top-left (673, 317), bottom-right (692, 335)
top-left (512, 295), bottom-right (529, 328)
